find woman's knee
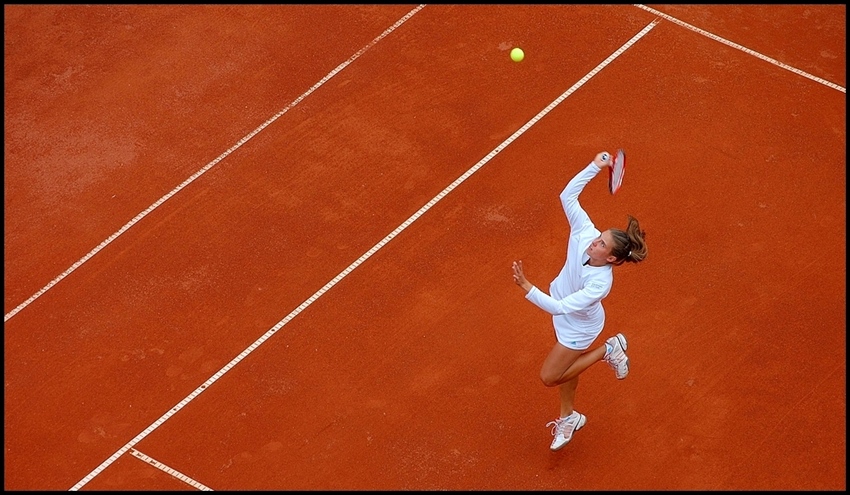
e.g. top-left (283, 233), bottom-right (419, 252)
top-left (539, 369), bottom-right (561, 387)
top-left (540, 345), bottom-right (580, 386)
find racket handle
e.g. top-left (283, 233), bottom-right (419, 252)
top-left (601, 152), bottom-right (610, 162)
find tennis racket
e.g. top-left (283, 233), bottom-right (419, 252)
top-left (604, 149), bottom-right (626, 195)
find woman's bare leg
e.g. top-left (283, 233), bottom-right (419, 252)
top-left (541, 341), bottom-right (610, 417)
top-left (541, 341), bottom-right (608, 386)
top-left (557, 377), bottom-right (579, 417)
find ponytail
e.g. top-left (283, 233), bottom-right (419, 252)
top-left (609, 215), bottom-right (647, 265)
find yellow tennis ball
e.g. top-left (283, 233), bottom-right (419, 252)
top-left (510, 47), bottom-right (524, 62)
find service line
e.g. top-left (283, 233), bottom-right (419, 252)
top-left (69, 18), bottom-right (660, 491)
top-left (4, 4), bottom-right (427, 324)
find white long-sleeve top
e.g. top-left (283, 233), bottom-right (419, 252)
top-left (526, 162), bottom-right (612, 339)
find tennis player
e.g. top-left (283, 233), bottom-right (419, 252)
top-left (512, 151), bottom-right (647, 451)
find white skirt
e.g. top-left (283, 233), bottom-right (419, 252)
top-left (552, 309), bottom-right (605, 350)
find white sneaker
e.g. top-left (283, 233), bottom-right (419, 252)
top-left (604, 333), bottom-right (629, 379)
top-left (546, 410), bottom-right (587, 451)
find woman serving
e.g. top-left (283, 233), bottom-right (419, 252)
top-left (512, 150), bottom-right (648, 452)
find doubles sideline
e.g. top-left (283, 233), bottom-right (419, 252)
top-left (3, 4), bottom-right (427, 323)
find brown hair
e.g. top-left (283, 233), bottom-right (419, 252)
top-left (609, 215), bottom-right (647, 265)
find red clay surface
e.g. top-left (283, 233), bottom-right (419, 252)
top-left (4, 4), bottom-right (845, 490)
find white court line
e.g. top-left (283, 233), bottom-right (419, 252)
top-left (68, 18), bottom-right (660, 491)
top-left (635, 4), bottom-right (846, 93)
top-left (129, 449), bottom-right (213, 491)
top-left (3, 4), bottom-right (427, 324)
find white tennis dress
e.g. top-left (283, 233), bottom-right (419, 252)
top-left (525, 161), bottom-right (613, 350)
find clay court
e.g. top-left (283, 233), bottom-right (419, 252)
top-left (4, 4), bottom-right (845, 490)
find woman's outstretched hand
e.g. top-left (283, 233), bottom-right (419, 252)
top-left (594, 151), bottom-right (613, 168)
top-left (512, 260), bottom-right (533, 293)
